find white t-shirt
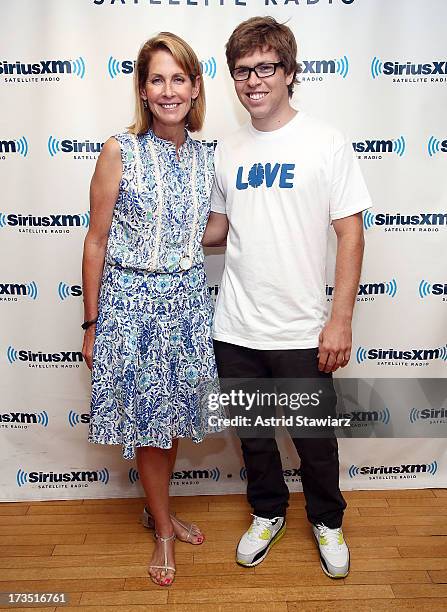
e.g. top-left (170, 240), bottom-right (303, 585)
top-left (211, 111), bottom-right (372, 350)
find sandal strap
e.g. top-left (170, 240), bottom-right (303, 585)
top-left (155, 533), bottom-right (176, 543)
top-left (149, 565), bottom-right (176, 572)
top-left (154, 532), bottom-right (176, 573)
top-left (171, 515), bottom-right (202, 542)
top-left (171, 515), bottom-right (192, 541)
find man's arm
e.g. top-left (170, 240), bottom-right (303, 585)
top-left (202, 211), bottom-right (228, 247)
top-left (318, 212), bottom-right (364, 373)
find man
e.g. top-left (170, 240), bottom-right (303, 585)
top-left (202, 16), bottom-right (371, 578)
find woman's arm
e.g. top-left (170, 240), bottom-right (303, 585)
top-left (202, 212), bottom-right (229, 247)
top-left (81, 137), bottom-right (122, 369)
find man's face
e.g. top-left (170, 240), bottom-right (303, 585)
top-left (232, 47), bottom-right (293, 122)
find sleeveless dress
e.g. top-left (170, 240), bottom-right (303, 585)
top-left (88, 129), bottom-right (222, 459)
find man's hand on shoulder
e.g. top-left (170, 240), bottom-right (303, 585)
top-left (318, 318), bottom-right (352, 373)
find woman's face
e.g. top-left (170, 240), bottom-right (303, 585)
top-left (141, 49), bottom-right (199, 131)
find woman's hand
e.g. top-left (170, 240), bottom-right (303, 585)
top-left (82, 325), bottom-right (96, 370)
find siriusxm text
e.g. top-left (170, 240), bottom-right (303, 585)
top-left (367, 348), bottom-right (442, 361)
top-left (383, 61), bottom-right (447, 76)
top-left (26, 471), bottom-right (102, 483)
top-left (1, 61), bottom-right (75, 75)
top-left (374, 213), bottom-right (447, 226)
top-left (15, 351), bottom-right (83, 363)
top-left (0, 413), bottom-right (40, 423)
top-left (338, 411), bottom-right (381, 422)
top-left (360, 464), bottom-right (434, 474)
top-left (59, 140), bottom-right (104, 153)
top-left (3, 214), bottom-right (85, 227)
top-left (0, 284), bottom-right (29, 296)
top-left (429, 284), bottom-right (447, 295)
top-left (326, 283), bottom-right (389, 296)
top-left (417, 408), bottom-right (447, 419)
top-left (171, 469), bottom-right (216, 480)
top-left (353, 140), bottom-right (394, 153)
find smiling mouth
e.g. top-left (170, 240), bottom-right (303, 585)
top-left (160, 103), bottom-right (181, 109)
top-left (247, 92), bottom-right (268, 100)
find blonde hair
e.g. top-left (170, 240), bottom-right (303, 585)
top-left (128, 32), bottom-right (205, 135)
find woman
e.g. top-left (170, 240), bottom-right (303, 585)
top-left (82, 32), bottom-right (221, 587)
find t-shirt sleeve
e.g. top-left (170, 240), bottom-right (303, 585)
top-left (329, 137), bottom-right (372, 221)
top-left (210, 142), bottom-right (227, 214)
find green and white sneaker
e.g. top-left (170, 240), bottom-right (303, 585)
top-left (236, 514), bottom-right (286, 567)
top-left (312, 523), bottom-right (350, 578)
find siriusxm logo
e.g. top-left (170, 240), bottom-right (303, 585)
top-left (419, 280), bottom-right (447, 299)
top-left (68, 410), bottom-right (90, 427)
top-left (0, 212), bottom-right (89, 234)
top-left (7, 346), bottom-right (83, 368)
top-left (353, 136), bottom-right (405, 158)
top-left (48, 136), bottom-right (104, 158)
top-left (129, 467), bottom-right (221, 484)
top-left (349, 461), bottom-right (438, 478)
top-left (107, 57), bottom-right (134, 78)
top-left (0, 137), bottom-right (29, 157)
top-left (0, 411), bottom-right (48, 427)
top-left (240, 466), bottom-right (301, 482)
top-left (1, 58), bottom-right (86, 82)
top-left (58, 283), bottom-right (83, 300)
top-left (363, 211), bottom-right (447, 232)
top-left (236, 163), bottom-right (295, 190)
top-left (200, 57), bottom-right (217, 79)
top-left (0, 282), bottom-right (38, 301)
top-left (327, 279), bottom-right (397, 302)
top-left (356, 345), bottom-right (447, 365)
top-left (108, 56), bottom-right (217, 79)
top-left (427, 137), bottom-right (447, 157)
top-left (338, 408), bottom-right (390, 426)
top-left (371, 57), bottom-right (447, 82)
top-left (301, 56), bottom-right (349, 81)
top-left (409, 408), bottom-right (447, 424)
top-left (17, 467), bottom-right (109, 487)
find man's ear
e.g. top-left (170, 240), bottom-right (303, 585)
top-left (285, 71), bottom-right (294, 87)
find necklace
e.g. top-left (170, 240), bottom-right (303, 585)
top-left (131, 133), bottom-right (206, 271)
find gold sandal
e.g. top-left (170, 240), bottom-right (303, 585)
top-left (148, 533), bottom-right (176, 587)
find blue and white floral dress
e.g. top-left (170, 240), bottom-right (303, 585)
top-left (88, 130), bottom-right (221, 459)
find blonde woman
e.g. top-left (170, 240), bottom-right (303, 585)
top-left (82, 33), bottom-right (221, 586)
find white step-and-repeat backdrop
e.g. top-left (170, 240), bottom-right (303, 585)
top-left (1, 0), bottom-right (446, 500)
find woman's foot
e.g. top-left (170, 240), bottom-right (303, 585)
top-left (148, 532), bottom-right (176, 587)
top-left (143, 507), bottom-right (205, 545)
top-left (171, 514), bottom-right (205, 545)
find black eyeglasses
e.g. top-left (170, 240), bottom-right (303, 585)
top-left (230, 62), bottom-right (284, 81)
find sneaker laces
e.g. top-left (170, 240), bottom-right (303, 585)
top-left (247, 514), bottom-right (276, 542)
top-left (314, 523), bottom-right (343, 551)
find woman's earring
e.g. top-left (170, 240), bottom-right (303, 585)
top-left (143, 99), bottom-right (148, 109)
top-left (191, 98), bottom-right (195, 109)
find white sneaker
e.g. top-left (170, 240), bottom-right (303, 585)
top-left (236, 514), bottom-right (286, 567)
top-left (312, 523), bottom-right (350, 578)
